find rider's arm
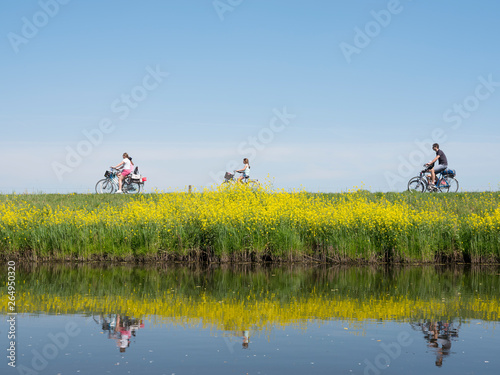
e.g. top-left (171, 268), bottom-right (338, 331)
top-left (113, 161), bottom-right (124, 169)
top-left (427, 155), bottom-right (439, 165)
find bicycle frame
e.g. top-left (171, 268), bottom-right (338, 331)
top-left (103, 171), bottom-right (120, 191)
top-left (435, 173), bottom-right (450, 189)
top-left (407, 166), bottom-right (458, 193)
top-left (96, 168), bottom-right (143, 194)
top-left (223, 170), bottom-right (259, 186)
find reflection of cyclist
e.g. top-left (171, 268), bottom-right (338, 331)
top-left (413, 320), bottom-right (460, 367)
top-left (129, 319), bottom-right (145, 337)
top-left (236, 158), bottom-right (250, 182)
top-left (114, 314), bottom-right (133, 352)
top-left (242, 330), bottom-right (250, 349)
top-left (96, 313), bottom-right (145, 353)
top-left (112, 152), bottom-right (134, 194)
top-left (425, 144), bottom-right (448, 187)
top-left (118, 326), bottom-right (131, 352)
top-left (102, 314), bottom-right (118, 337)
top-left (426, 322), bottom-right (452, 367)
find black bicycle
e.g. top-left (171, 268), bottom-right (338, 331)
top-left (407, 165), bottom-right (459, 193)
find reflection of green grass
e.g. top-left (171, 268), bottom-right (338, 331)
top-left (2, 265), bottom-right (499, 322)
top-left (4, 264), bottom-right (499, 300)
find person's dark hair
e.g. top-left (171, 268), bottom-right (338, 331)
top-left (432, 143), bottom-right (439, 149)
top-left (243, 158), bottom-right (250, 168)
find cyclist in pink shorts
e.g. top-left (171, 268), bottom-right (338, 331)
top-left (112, 152), bottom-right (134, 193)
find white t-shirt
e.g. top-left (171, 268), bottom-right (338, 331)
top-left (123, 158), bottom-right (131, 170)
top-left (243, 164), bottom-right (250, 176)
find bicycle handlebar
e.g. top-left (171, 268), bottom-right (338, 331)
top-left (421, 164), bottom-right (432, 171)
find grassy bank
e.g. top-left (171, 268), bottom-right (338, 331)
top-left (0, 186), bottom-right (499, 263)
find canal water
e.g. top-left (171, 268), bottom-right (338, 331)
top-left (1, 264), bottom-right (499, 374)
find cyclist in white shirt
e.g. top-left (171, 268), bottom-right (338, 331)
top-left (236, 158), bottom-right (250, 182)
top-left (113, 152), bottom-right (134, 193)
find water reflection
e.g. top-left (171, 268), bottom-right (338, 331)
top-left (93, 314), bottom-right (145, 353)
top-left (2, 265), bottom-right (500, 323)
top-left (223, 329), bottom-right (252, 350)
top-left (411, 320), bottom-right (461, 367)
top-left (4, 264), bottom-right (499, 325)
top-left (0, 264), bottom-right (498, 374)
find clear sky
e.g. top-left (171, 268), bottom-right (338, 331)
top-left (1, 0), bottom-right (499, 193)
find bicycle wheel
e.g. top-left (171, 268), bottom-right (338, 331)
top-left (247, 180), bottom-right (260, 189)
top-left (440, 177), bottom-right (459, 193)
top-left (123, 181), bottom-right (141, 194)
top-left (407, 177), bottom-right (425, 192)
top-left (95, 178), bottom-right (115, 194)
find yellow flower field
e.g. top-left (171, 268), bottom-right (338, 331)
top-left (0, 186), bottom-right (499, 262)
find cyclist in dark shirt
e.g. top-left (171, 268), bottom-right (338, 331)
top-left (425, 143), bottom-right (448, 186)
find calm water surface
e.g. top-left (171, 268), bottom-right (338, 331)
top-left (1, 264), bottom-right (499, 375)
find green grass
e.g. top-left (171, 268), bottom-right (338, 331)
top-left (0, 191), bottom-right (499, 263)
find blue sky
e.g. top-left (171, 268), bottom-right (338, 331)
top-left (1, 0), bottom-right (499, 193)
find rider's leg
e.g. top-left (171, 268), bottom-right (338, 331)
top-left (430, 169), bottom-right (436, 185)
top-left (118, 174), bottom-right (123, 190)
top-left (432, 165), bottom-right (446, 185)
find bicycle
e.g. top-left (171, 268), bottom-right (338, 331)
top-left (223, 170), bottom-right (260, 188)
top-left (407, 165), bottom-right (459, 193)
top-left (95, 167), bottom-right (145, 194)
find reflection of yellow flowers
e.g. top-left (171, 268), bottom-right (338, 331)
top-left (4, 291), bottom-right (499, 331)
top-left (0, 187), bottom-right (499, 260)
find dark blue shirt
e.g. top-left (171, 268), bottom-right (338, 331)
top-left (436, 149), bottom-right (448, 165)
